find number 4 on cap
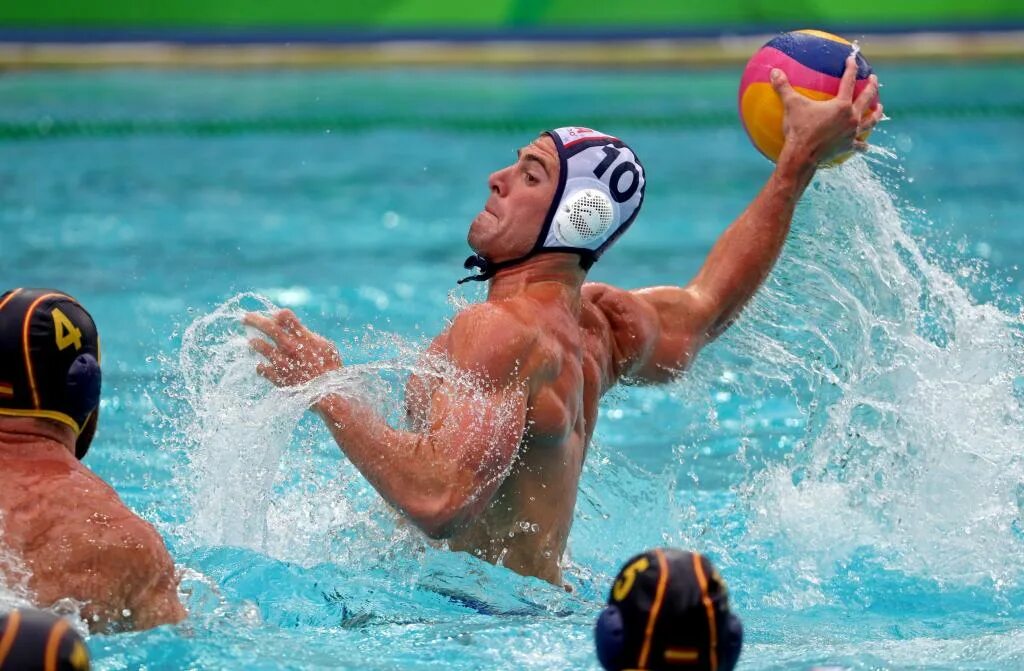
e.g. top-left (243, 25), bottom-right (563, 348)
top-left (52, 308), bottom-right (83, 352)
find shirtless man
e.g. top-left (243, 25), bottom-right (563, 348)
top-left (0, 288), bottom-right (185, 631)
top-left (247, 60), bottom-right (882, 584)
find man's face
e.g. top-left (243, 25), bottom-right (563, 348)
top-left (468, 135), bottom-right (559, 262)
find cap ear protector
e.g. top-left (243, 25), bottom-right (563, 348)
top-left (67, 353), bottom-right (102, 459)
top-left (719, 611), bottom-right (744, 671)
top-left (0, 288), bottom-right (102, 460)
top-left (552, 187), bottom-right (616, 247)
top-left (595, 604), bottom-right (626, 670)
top-left (594, 549), bottom-right (743, 671)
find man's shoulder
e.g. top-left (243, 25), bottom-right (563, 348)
top-left (446, 303), bottom-right (543, 383)
top-left (581, 282), bottom-right (654, 335)
top-left (450, 302), bottom-right (539, 348)
top-left (3, 461), bottom-right (160, 549)
top-left (580, 282), bottom-right (659, 381)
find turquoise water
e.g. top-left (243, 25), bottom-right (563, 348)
top-left (2, 64), bottom-right (1024, 669)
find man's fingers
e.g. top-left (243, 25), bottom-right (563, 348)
top-left (770, 68), bottom-right (793, 100)
top-left (853, 74), bottom-right (879, 116)
top-left (250, 337), bottom-right (275, 359)
top-left (243, 312), bottom-right (284, 342)
top-left (255, 362), bottom-right (282, 385)
top-left (853, 139), bottom-right (869, 153)
top-left (860, 103), bottom-right (885, 132)
top-left (275, 309), bottom-right (305, 336)
top-left (770, 68), bottom-right (796, 103)
top-left (837, 55), bottom-right (858, 101)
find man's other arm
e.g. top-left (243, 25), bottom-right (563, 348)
top-left (248, 307), bottom-right (531, 539)
top-left (602, 57), bottom-right (882, 383)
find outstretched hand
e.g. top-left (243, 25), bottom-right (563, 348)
top-left (770, 55), bottom-right (884, 165)
top-left (244, 309), bottom-right (342, 387)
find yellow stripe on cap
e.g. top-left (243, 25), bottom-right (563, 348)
top-left (692, 553), bottom-right (719, 671)
top-left (44, 618), bottom-right (69, 671)
top-left (0, 289), bottom-right (22, 312)
top-left (0, 384), bottom-right (12, 397)
top-left (796, 29), bottom-right (853, 45)
top-left (637, 549), bottom-right (670, 669)
top-left (664, 647), bottom-right (701, 663)
top-left (0, 408), bottom-right (82, 434)
top-left (20, 292), bottom-right (75, 411)
top-left (0, 609), bottom-right (22, 668)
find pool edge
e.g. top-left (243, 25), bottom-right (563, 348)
top-left (1, 31), bottom-right (1023, 69)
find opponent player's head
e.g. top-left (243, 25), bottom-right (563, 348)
top-left (0, 288), bottom-right (102, 460)
top-left (595, 548), bottom-right (743, 671)
top-left (462, 127), bottom-right (645, 283)
top-left (0, 609), bottom-right (91, 670)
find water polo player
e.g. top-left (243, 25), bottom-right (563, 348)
top-left (246, 58), bottom-right (881, 583)
top-left (0, 289), bottom-right (185, 631)
top-left (595, 549), bottom-right (742, 671)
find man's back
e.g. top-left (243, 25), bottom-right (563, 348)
top-left (417, 281), bottom-right (658, 582)
top-left (0, 437), bottom-right (184, 632)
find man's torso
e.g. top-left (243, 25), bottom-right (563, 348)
top-left (406, 281), bottom-right (652, 583)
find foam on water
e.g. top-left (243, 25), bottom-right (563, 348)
top-left (0, 518), bottom-right (34, 613)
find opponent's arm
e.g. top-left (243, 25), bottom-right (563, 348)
top-left (622, 57), bottom-right (883, 381)
top-left (245, 308), bottom-right (530, 539)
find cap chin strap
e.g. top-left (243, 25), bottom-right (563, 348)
top-left (458, 249), bottom-right (595, 284)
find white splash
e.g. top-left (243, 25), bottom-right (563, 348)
top-left (715, 156), bottom-right (1024, 587)
top-left (167, 293), bottom-right (524, 568)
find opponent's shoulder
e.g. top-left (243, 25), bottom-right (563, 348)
top-left (581, 282), bottom-right (659, 380)
top-left (53, 477), bottom-right (171, 568)
top-left (445, 303), bottom-right (541, 383)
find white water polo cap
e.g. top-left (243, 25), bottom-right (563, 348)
top-left (460, 127), bottom-right (646, 283)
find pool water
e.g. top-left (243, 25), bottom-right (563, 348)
top-left (1, 63), bottom-right (1023, 670)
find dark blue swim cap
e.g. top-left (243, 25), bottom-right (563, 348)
top-left (0, 289), bottom-right (102, 459)
top-left (595, 548), bottom-right (743, 671)
top-left (0, 609), bottom-right (91, 670)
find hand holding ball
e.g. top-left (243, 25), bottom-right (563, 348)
top-left (738, 30), bottom-right (881, 164)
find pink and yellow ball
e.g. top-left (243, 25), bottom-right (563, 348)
top-left (738, 29), bottom-right (880, 163)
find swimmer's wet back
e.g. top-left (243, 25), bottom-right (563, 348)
top-left (0, 289), bottom-right (102, 459)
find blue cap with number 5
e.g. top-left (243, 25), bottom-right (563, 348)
top-left (460, 127), bottom-right (645, 283)
top-left (595, 548), bottom-right (743, 671)
top-left (0, 288), bottom-right (102, 460)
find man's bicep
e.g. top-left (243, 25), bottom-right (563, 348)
top-left (428, 374), bottom-right (529, 478)
top-left (422, 376), bottom-right (529, 526)
top-left (411, 305), bottom-right (534, 529)
top-left (628, 285), bottom-right (718, 382)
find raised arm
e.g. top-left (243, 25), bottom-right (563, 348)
top-left (245, 307), bottom-right (531, 539)
top-left (606, 57), bottom-right (882, 383)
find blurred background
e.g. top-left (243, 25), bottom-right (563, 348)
top-left (1, 0), bottom-right (1023, 67)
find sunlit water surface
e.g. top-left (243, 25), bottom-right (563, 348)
top-left (1, 65), bottom-right (1023, 669)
